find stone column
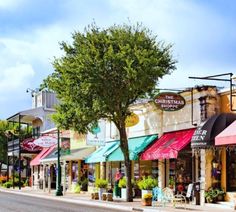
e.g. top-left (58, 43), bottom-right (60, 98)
top-left (43, 164), bottom-right (46, 192)
top-left (48, 165), bottom-right (51, 193)
top-left (200, 149), bottom-right (206, 206)
top-left (158, 159), bottom-right (165, 188)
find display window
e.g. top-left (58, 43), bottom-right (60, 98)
top-left (72, 162), bottom-right (78, 182)
top-left (169, 149), bottom-right (192, 193)
top-left (227, 148), bottom-right (236, 191)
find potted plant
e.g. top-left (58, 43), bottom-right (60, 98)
top-left (118, 177), bottom-right (127, 200)
top-left (137, 176), bottom-right (158, 198)
top-left (142, 193), bottom-right (152, 206)
top-left (215, 188), bottom-right (226, 201)
top-left (95, 179), bottom-right (108, 200)
top-left (204, 187), bottom-right (218, 203)
top-left (169, 176), bottom-right (175, 189)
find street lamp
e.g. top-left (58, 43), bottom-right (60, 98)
top-left (55, 128), bottom-right (63, 196)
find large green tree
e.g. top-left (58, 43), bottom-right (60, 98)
top-left (44, 23), bottom-right (176, 201)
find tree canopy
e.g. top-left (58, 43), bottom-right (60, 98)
top-left (44, 23), bottom-right (176, 131)
top-left (43, 23), bottom-right (176, 201)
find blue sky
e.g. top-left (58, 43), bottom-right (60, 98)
top-left (0, 0), bottom-right (236, 119)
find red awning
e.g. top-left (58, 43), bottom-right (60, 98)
top-left (30, 145), bottom-right (55, 166)
top-left (141, 129), bottom-right (195, 160)
top-left (215, 120), bottom-right (236, 146)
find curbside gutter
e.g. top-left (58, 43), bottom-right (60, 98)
top-left (0, 188), bottom-right (145, 212)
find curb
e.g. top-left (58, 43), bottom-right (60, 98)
top-left (0, 188), bottom-right (142, 212)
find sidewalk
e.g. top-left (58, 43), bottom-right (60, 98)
top-left (0, 187), bottom-right (234, 212)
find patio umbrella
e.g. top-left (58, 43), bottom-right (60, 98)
top-left (191, 113), bottom-right (236, 148)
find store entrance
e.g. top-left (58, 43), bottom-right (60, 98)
top-left (227, 149), bottom-right (236, 191)
top-left (168, 149), bottom-right (192, 194)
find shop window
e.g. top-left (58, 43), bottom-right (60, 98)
top-left (139, 160), bottom-right (152, 178)
top-left (32, 126), bottom-right (40, 138)
top-left (72, 162), bottom-right (78, 182)
top-left (199, 96), bottom-right (208, 122)
top-left (227, 148), bottom-right (236, 191)
top-left (169, 150), bottom-right (192, 193)
top-left (88, 164), bottom-right (96, 187)
top-left (108, 162), bottom-right (121, 186)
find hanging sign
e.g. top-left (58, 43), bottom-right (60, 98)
top-left (86, 120), bottom-right (106, 146)
top-left (21, 138), bottom-right (42, 152)
top-left (125, 112), bottom-right (139, 127)
top-left (154, 92), bottom-right (186, 111)
top-left (61, 138), bottom-right (71, 155)
top-left (33, 135), bottom-right (57, 147)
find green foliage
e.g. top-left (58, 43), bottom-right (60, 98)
top-left (169, 176), bottom-right (175, 186)
top-left (42, 22), bottom-right (176, 201)
top-left (95, 179), bottom-right (108, 188)
top-left (137, 176), bottom-right (158, 190)
top-left (42, 22), bottom-right (176, 133)
top-left (118, 177), bottom-right (127, 188)
top-left (204, 187), bottom-right (225, 203)
top-left (3, 181), bottom-right (12, 188)
top-left (73, 183), bottom-right (81, 193)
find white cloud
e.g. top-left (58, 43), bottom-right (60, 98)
top-left (0, 64), bottom-right (35, 101)
top-left (0, 0), bottom-right (26, 10)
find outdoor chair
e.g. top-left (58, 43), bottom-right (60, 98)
top-left (152, 187), bottom-right (164, 207)
top-left (162, 187), bottom-right (186, 209)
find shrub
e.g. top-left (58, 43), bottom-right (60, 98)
top-left (0, 176), bottom-right (7, 185)
top-left (118, 177), bottom-right (127, 188)
top-left (95, 179), bottom-right (108, 189)
top-left (137, 176), bottom-right (158, 190)
top-left (73, 184), bottom-right (81, 193)
top-left (3, 181), bottom-right (12, 188)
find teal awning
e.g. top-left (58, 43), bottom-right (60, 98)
top-left (107, 134), bottom-right (157, 161)
top-left (85, 141), bottom-right (120, 163)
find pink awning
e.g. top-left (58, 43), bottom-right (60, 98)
top-left (215, 120), bottom-right (236, 146)
top-left (30, 145), bottom-right (55, 166)
top-left (141, 129), bottom-right (195, 160)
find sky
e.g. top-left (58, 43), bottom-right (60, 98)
top-left (0, 0), bottom-right (236, 119)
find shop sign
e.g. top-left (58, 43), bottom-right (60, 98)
top-left (33, 135), bottom-right (57, 147)
top-left (86, 120), bottom-right (106, 146)
top-left (21, 138), bottom-right (42, 152)
top-left (125, 112), bottom-right (139, 127)
top-left (191, 128), bottom-right (208, 148)
top-left (154, 92), bottom-right (186, 111)
top-left (61, 138), bottom-right (71, 155)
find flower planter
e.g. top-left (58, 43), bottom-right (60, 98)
top-left (141, 189), bottom-right (152, 199)
top-left (98, 188), bottom-right (106, 200)
top-left (121, 188), bottom-right (127, 200)
top-left (142, 198), bottom-right (152, 206)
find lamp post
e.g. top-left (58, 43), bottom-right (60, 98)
top-left (55, 128), bottom-right (63, 196)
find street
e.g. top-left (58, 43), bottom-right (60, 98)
top-left (0, 192), bottom-right (129, 212)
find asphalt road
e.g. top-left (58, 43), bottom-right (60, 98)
top-left (0, 192), bottom-right (129, 212)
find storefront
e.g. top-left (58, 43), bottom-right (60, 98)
top-left (85, 135), bottom-right (158, 191)
top-left (141, 128), bottom-right (195, 193)
top-left (191, 113), bottom-right (236, 205)
top-left (215, 120), bottom-right (236, 201)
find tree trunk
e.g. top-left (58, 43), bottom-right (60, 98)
top-left (118, 121), bottom-right (133, 202)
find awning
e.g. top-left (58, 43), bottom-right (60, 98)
top-left (40, 147), bottom-right (96, 163)
top-left (141, 129), bottom-right (195, 160)
top-left (215, 120), bottom-right (236, 146)
top-left (62, 147), bottom-right (96, 161)
top-left (191, 113), bottom-right (236, 148)
top-left (107, 134), bottom-right (158, 161)
top-left (30, 145), bottom-right (55, 166)
top-left (85, 141), bottom-right (119, 163)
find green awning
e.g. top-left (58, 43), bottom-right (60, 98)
top-left (85, 141), bottom-right (120, 163)
top-left (107, 134), bottom-right (157, 161)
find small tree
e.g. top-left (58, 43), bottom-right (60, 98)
top-left (43, 23), bottom-right (176, 201)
